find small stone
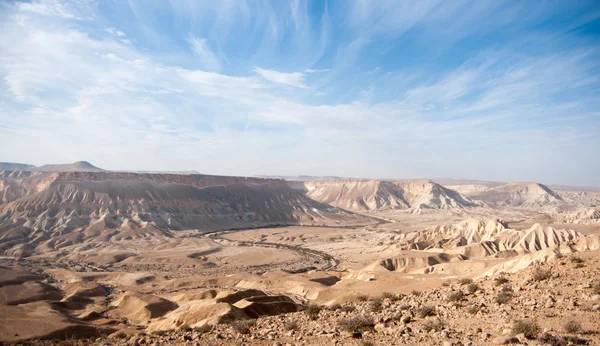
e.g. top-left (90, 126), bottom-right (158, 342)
top-left (493, 336), bottom-right (520, 345)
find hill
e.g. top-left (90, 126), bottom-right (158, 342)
top-left (298, 179), bottom-right (476, 212)
top-left (34, 161), bottom-right (104, 172)
top-left (0, 162), bottom-right (36, 171)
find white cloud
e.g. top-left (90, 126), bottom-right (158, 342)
top-left (254, 67), bottom-right (308, 89)
top-left (186, 34), bottom-right (222, 72)
top-left (105, 27), bottom-right (126, 37)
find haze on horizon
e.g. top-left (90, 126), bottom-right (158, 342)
top-left (0, 0), bottom-right (599, 187)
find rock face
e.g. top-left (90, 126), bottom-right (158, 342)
top-left (465, 182), bottom-right (563, 208)
top-left (368, 220), bottom-right (587, 273)
top-left (299, 179), bottom-right (476, 212)
top-left (0, 171), bottom-right (365, 258)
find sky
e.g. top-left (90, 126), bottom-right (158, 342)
top-left (0, 0), bottom-right (599, 186)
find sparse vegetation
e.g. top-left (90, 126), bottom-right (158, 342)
top-left (356, 294), bottom-right (369, 302)
top-left (194, 324), bottom-right (212, 334)
top-left (441, 280), bottom-right (451, 287)
top-left (114, 331), bottom-right (127, 339)
top-left (306, 304), bottom-right (322, 320)
top-left (285, 320), bottom-right (299, 331)
top-left (422, 317), bottom-right (445, 332)
top-left (570, 257), bottom-right (584, 264)
top-left (368, 298), bottom-right (383, 312)
top-left (328, 303), bottom-right (342, 311)
top-left (381, 292), bottom-right (399, 301)
top-left (563, 320), bottom-right (582, 334)
top-left (574, 263), bottom-right (585, 268)
top-left (230, 319), bottom-right (256, 334)
top-left (398, 304), bottom-right (411, 311)
top-left (467, 304), bottom-right (479, 314)
top-left (593, 282), bottom-right (600, 295)
top-left (494, 276), bottom-right (510, 286)
top-left (532, 267), bottom-right (553, 281)
top-left (416, 305), bottom-right (436, 318)
top-left (447, 290), bottom-right (464, 302)
top-left (467, 283), bottom-right (480, 294)
top-left (411, 290), bottom-right (421, 296)
top-left (338, 315), bottom-right (374, 332)
top-left (495, 290), bottom-right (513, 304)
top-left (459, 278), bottom-right (473, 285)
top-left (361, 340), bottom-right (374, 346)
top-left (513, 319), bottom-right (541, 339)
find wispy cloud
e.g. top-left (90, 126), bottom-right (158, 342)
top-left (0, 0), bottom-right (598, 185)
top-left (254, 67), bottom-right (307, 89)
top-left (186, 34), bottom-right (222, 72)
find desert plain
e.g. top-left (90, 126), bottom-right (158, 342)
top-left (0, 161), bottom-right (599, 345)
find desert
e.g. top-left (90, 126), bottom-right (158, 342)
top-left (0, 162), bottom-right (598, 345)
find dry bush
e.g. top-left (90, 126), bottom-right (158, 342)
top-left (381, 292), bottom-right (399, 301)
top-left (114, 331), bottom-right (127, 339)
top-left (447, 290), bottom-right (464, 302)
top-left (563, 320), bottom-right (581, 334)
top-left (532, 267), bottom-right (552, 282)
top-left (339, 305), bottom-right (356, 313)
top-left (328, 303), bottom-right (342, 311)
top-left (231, 319), bottom-right (256, 334)
top-left (494, 276), bottom-right (510, 286)
top-left (459, 278), bottom-right (473, 285)
top-left (416, 305), bottom-right (436, 318)
top-left (513, 319), bottom-right (541, 339)
top-left (495, 291), bottom-right (513, 305)
top-left (538, 333), bottom-right (590, 346)
top-left (356, 295), bottom-right (369, 302)
top-left (411, 290), bottom-right (422, 296)
top-left (593, 282), bottom-right (600, 295)
top-left (306, 304), bottom-right (322, 320)
top-left (574, 263), bottom-right (585, 269)
top-left (338, 315), bottom-right (374, 332)
top-left (179, 324), bottom-right (192, 331)
top-left (285, 320), bottom-right (299, 331)
top-left (422, 317), bottom-right (445, 332)
top-left (441, 280), bottom-right (451, 287)
top-left (467, 304), bottom-right (479, 314)
top-left (467, 283), bottom-right (480, 294)
top-left (570, 257), bottom-right (584, 264)
top-left (361, 340), bottom-right (374, 346)
top-left (368, 298), bottom-right (383, 312)
top-left (194, 324), bottom-right (212, 334)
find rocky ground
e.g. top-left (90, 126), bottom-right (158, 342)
top-left (4, 250), bottom-right (599, 346)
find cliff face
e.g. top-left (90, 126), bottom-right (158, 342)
top-left (0, 171), bottom-right (365, 258)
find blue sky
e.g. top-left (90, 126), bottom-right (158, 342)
top-left (0, 0), bottom-right (599, 186)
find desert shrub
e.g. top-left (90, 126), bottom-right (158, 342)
top-left (467, 283), bottom-right (480, 294)
top-left (231, 319), bottom-right (256, 334)
top-left (574, 263), bottom-right (585, 269)
top-left (339, 305), bottom-right (356, 313)
top-left (306, 304), bottom-right (322, 320)
top-left (570, 257), bottom-right (584, 264)
top-left (538, 333), bottom-right (590, 346)
top-left (114, 331), bottom-right (127, 339)
top-left (467, 304), bottom-right (479, 314)
top-left (362, 340), bottom-right (374, 346)
top-left (441, 280), bottom-right (451, 287)
top-left (513, 319), bottom-right (541, 340)
top-left (356, 295), bottom-right (369, 302)
top-left (447, 290), bottom-right (464, 302)
top-left (416, 305), bottom-right (436, 318)
top-left (338, 315), bottom-right (374, 332)
top-left (411, 290), bottom-right (422, 296)
top-left (328, 303), bottom-right (342, 311)
top-left (179, 324), bottom-right (192, 331)
top-left (532, 267), bottom-right (552, 281)
top-left (368, 298), bottom-right (383, 312)
top-left (285, 320), bottom-right (299, 331)
top-left (398, 304), bottom-right (411, 311)
top-left (459, 278), bottom-right (473, 285)
top-left (381, 292), bottom-right (399, 301)
top-left (194, 324), bottom-right (212, 334)
top-left (494, 276), bottom-right (510, 286)
top-left (422, 317), bottom-right (445, 332)
top-left (495, 291), bottom-right (513, 305)
top-left (563, 320), bottom-right (581, 334)
top-left (593, 282), bottom-right (600, 295)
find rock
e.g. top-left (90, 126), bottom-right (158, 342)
top-left (545, 299), bottom-right (555, 308)
top-left (443, 341), bottom-right (453, 346)
top-left (440, 330), bottom-right (450, 338)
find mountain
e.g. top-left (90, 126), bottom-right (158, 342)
top-left (0, 162), bottom-right (36, 171)
top-left (0, 171), bottom-right (367, 258)
top-left (467, 182), bottom-right (563, 208)
top-left (297, 179), bottom-right (476, 212)
top-left (34, 161), bottom-right (104, 172)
